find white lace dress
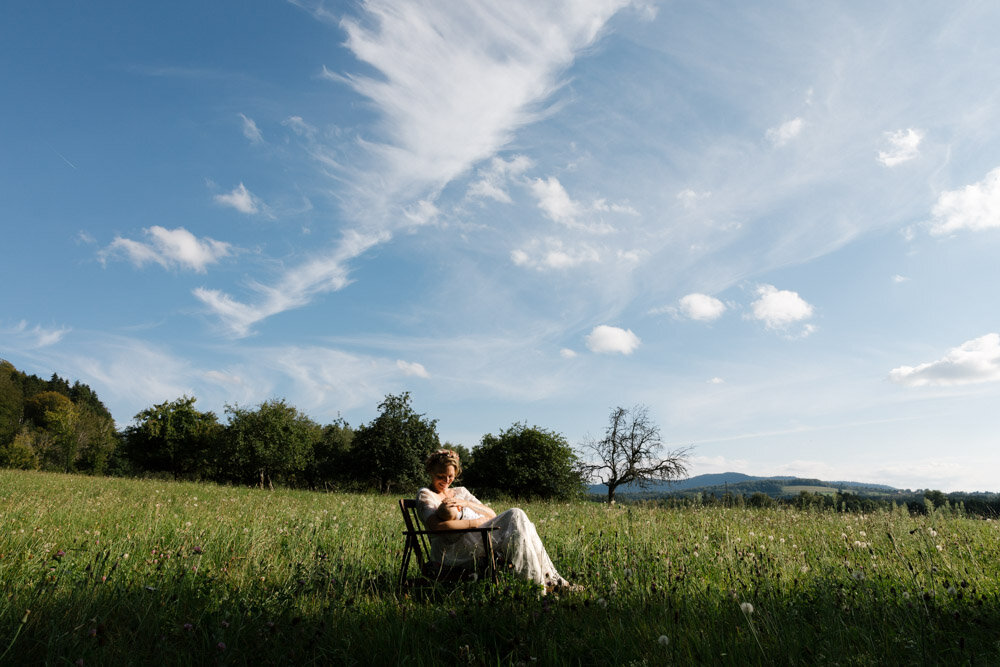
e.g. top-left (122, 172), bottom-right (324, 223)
top-left (415, 486), bottom-right (569, 588)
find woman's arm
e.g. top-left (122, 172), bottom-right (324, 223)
top-left (453, 488), bottom-right (497, 519)
top-left (424, 513), bottom-right (488, 531)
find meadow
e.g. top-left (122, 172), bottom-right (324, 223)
top-left (1, 470), bottom-right (998, 665)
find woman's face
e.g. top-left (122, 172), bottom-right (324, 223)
top-left (430, 464), bottom-right (456, 494)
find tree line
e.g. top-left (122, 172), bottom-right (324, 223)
top-left (6, 360), bottom-right (680, 500)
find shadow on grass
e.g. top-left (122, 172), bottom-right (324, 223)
top-left (4, 566), bottom-right (1000, 665)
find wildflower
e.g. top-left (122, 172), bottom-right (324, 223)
top-left (740, 602), bottom-right (754, 615)
top-left (55, 550), bottom-right (65, 559)
top-left (859, 531), bottom-right (866, 537)
top-left (597, 597), bottom-right (608, 608)
top-left (217, 642), bottom-right (226, 651)
top-left (852, 570), bottom-right (865, 581)
top-left (221, 621), bottom-right (230, 628)
top-left (658, 635), bottom-right (670, 646)
top-left (936, 545), bottom-right (943, 552)
top-left (800, 565), bottom-right (809, 574)
top-left (193, 546), bottom-right (203, 555)
top-left (928, 529), bottom-right (938, 537)
top-left (183, 623), bottom-right (194, 632)
top-left (902, 591), bottom-right (910, 600)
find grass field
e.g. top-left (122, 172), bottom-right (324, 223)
top-left (2, 469), bottom-right (998, 665)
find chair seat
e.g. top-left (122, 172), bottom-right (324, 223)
top-left (398, 498), bottom-right (499, 588)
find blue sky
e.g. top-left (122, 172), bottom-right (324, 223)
top-left (3, 1), bottom-right (1000, 492)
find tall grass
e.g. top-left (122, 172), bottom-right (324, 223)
top-left (1, 469), bottom-right (998, 664)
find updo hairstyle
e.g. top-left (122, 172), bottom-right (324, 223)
top-left (424, 449), bottom-right (462, 478)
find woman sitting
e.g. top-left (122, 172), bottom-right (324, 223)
top-left (416, 449), bottom-right (580, 593)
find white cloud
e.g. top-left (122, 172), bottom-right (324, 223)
top-left (560, 348), bottom-right (577, 359)
top-left (1, 320), bottom-right (71, 348)
top-left (676, 188), bottom-right (710, 209)
top-left (510, 238), bottom-right (601, 270)
top-left (396, 359), bottom-right (429, 378)
top-left (891, 274), bottom-right (909, 284)
top-left (215, 183), bottom-right (260, 214)
top-left (103, 226), bottom-right (231, 273)
top-left (239, 113), bottom-right (263, 144)
top-left (750, 284), bottom-right (814, 330)
top-left (889, 333), bottom-right (1000, 387)
top-left (766, 117), bottom-right (804, 146)
top-left (337, 0), bottom-right (632, 202)
top-left (877, 128), bottom-right (923, 167)
top-left (708, 377), bottom-right (725, 384)
top-left (466, 155), bottom-right (534, 203)
top-left (585, 325), bottom-right (640, 355)
top-left (403, 199), bottom-right (439, 226)
top-left (529, 176), bottom-right (617, 232)
top-left (679, 293), bottom-right (726, 322)
top-left (929, 167), bottom-right (1000, 235)
top-left (195, 229), bottom-right (388, 337)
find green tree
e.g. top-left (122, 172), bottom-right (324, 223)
top-left (306, 418), bottom-right (354, 490)
top-left (0, 429), bottom-right (39, 469)
top-left (351, 392), bottom-right (440, 493)
top-left (0, 361), bottom-right (24, 446)
top-left (223, 399), bottom-right (320, 488)
top-left (465, 422), bottom-right (583, 500)
top-left (123, 396), bottom-right (222, 479)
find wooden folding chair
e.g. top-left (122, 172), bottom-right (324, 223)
top-left (398, 498), bottom-right (499, 589)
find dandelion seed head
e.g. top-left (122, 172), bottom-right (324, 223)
top-left (658, 635), bottom-right (669, 646)
top-left (740, 602), bottom-right (754, 614)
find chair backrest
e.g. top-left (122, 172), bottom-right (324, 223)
top-left (399, 498), bottom-right (430, 569)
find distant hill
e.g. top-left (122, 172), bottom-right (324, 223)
top-left (587, 472), bottom-right (904, 500)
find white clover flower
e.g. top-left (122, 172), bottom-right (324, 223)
top-left (800, 565), bottom-right (810, 574)
top-left (903, 591), bottom-right (910, 600)
top-left (928, 529), bottom-right (938, 537)
top-left (740, 602), bottom-right (754, 615)
top-left (859, 531), bottom-right (866, 537)
top-left (597, 597), bottom-right (608, 608)
top-left (658, 635), bottom-right (670, 646)
top-left (936, 544), bottom-right (943, 552)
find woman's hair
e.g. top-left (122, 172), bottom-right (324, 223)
top-left (424, 449), bottom-right (462, 477)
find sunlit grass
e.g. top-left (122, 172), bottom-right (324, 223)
top-left (1, 469), bottom-right (998, 664)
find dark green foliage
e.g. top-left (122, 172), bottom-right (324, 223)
top-left (306, 418), bottom-right (354, 489)
top-left (222, 399), bottom-right (321, 488)
top-left (0, 361), bottom-right (24, 445)
top-left (123, 396), bottom-right (222, 480)
top-left (351, 392), bottom-right (440, 493)
top-left (465, 422), bottom-right (583, 500)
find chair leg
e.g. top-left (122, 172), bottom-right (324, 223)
top-left (399, 537), bottom-right (413, 589)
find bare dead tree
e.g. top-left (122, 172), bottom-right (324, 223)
top-left (581, 405), bottom-right (690, 504)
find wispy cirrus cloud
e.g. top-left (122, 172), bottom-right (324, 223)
top-left (101, 226), bottom-right (231, 273)
top-left (332, 0), bottom-right (635, 205)
top-left (510, 238), bottom-right (601, 270)
top-left (929, 167), bottom-right (1000, 235)
top-left (239, 113), bottom-right (263, 144)
top-left (1, 320), bottom-right (71, 349)
top-left (197, 0), bottom-right (636, 335)
top-left (466, 155), bottom-right (534, 203)
top-left (529, 176), bottom-right (620, 233)
top-left (889, 333), bottom-right (1000, 387)
top-left (766, 117), bottom-right (804, 147)
top-left (194, 230), bottom-right (388, 337)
